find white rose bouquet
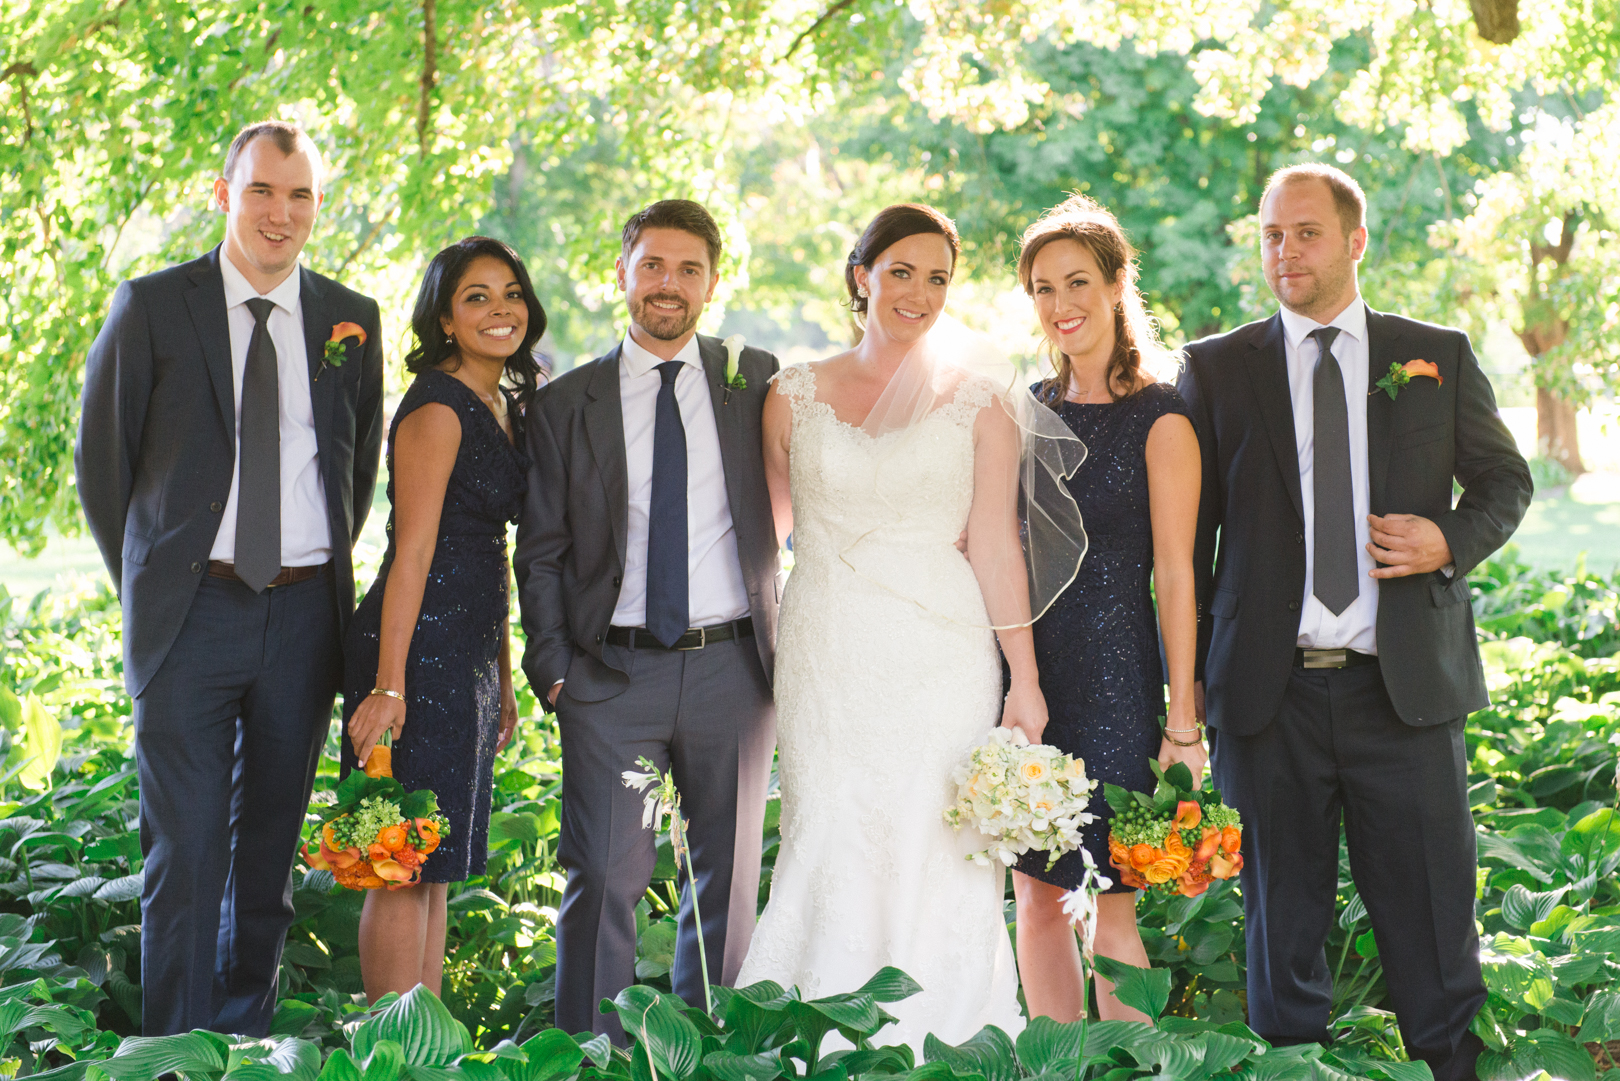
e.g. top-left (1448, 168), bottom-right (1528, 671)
top-left (943, 727), bottom-right (1098, 870)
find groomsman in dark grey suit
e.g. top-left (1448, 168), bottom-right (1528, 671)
top-left (76, 122), bottom-right (384, 1036)
top-left (1179, 164), bottom-right (1530, 1081)
top-left (515, 200), bottom-right (779, 1041)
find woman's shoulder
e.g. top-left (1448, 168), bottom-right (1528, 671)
top-left (771, 361), bottom-right (818, 400)
top-left (394, 370), bottom-right (473, 430)
top-left (1132, 379), bottom-right (1191, 420)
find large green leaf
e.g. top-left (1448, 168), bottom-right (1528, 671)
top-left (100, 1031), bottom-right (230, 1080)
top-left (507, 1028), bottom-right (586, 1081)
top-left (14, 693), bottom-right (61, 792)
top-left (1500, 884), bottom-right (1567, 931)
top-left (1578, 990), bottom-right (1620, 1041)
top-left (837, 1047), bottom-right (913, 1076)
top-left (721, 995), bottom-right (794, 1056)
top-left (922, 1026), bottom-right (1018, 1081)
top-left (702, 1049), bottom-right (784, 1081)
top-left (795, 994), bottom-right (882, 1036)
top-left (360, 1039), bottom-right (406, 1081)
top-left (639, 996), bottom-right (703, 1081)
top-left (1480, 949), bottom-right (1557, 1014)
top-left (1364, 1061), bottom-right (1435, 1081)
top-left (317, 1049), bottom-right (363, 1081)
top-left (350, 987), bottom-right (474, 1067)
top-left (1015, 1016), bottom-right (1087, 1075)
top-left (855, 968), bottom-right (924, 1004)
top-left (1198, 1033), bottom-right (1258, 1076)
top-left (1091, 956), bottom-right (1171, 1021)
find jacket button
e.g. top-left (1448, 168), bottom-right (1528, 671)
top-left (1295, 532), bottom-right (1304, 544)
top-left (613, 576), bottom-right (622, 587)
top-left (210, 501), bottom-right (223, 513)
top-left (191, 562), bottom-right (203, 574)
top-left (1288, 600), bottom-right (1300, 611)
top-left (595, 634), bottom-right (603, 644)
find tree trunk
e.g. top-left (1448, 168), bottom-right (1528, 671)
top-left (1535, 386), bottom-right (1583, 478)
top-left (1469, 0), bottom-right (1520, 43)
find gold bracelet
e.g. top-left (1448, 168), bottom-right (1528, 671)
top-left (369, 687), bottom-right (406, 702)
top-left (1164, 730), bottom-right (1205, 747)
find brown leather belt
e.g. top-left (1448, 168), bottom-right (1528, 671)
top-left (208, 560), bottom-right (330, 588)
top-left (1295, 647), bottom-right (1379, 669)
top-left (606, 617), bottom-right (754, 651)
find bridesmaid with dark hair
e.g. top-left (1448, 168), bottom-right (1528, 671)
top-left (342, 236), bottom-right (547, 999)
top-left (1011, 196), bottom-right (1204, 1022)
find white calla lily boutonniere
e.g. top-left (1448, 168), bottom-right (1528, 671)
top-left (722, 334), bottom-right (747, 402)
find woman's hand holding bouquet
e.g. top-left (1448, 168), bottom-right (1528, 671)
top-left (945, 726), bottom-right (1097, 870)
top-left (303, 741), bottom-right (450, 891)
top-left (1105, 760), bottom-right (1242, 899)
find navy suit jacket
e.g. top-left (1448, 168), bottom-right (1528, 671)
top-left (76, 246), bottom-right (385, 696)
top-left (1177, 306), bottom-right (1532, 734)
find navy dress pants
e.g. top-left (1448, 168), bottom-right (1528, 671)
top-left (133, 571), bottom-right (340, 1036)
top-left (1211, 662), bottom-right (1486, 1081)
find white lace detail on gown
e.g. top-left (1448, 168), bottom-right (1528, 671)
top-left (738, 363), bottom-right (1025, 1049)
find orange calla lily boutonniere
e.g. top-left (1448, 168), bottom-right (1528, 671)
top-left (1373, 359), bottom-right (1442, 400)
top-left (319, 321), bottom-right (367, 380)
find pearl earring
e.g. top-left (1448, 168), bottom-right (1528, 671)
top-left (857, 285), bottom-right (869, 299)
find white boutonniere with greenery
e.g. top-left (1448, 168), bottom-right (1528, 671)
top-left (722, 334), bottom-right (747, 402)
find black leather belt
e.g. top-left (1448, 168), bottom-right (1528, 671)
top-left (1295, 647), bottom-right (1379, 669)
top-left (606, 617), bottom-right (754, 651)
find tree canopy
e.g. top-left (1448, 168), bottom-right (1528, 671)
top-left (3, 0), bottom-right (1617, 550)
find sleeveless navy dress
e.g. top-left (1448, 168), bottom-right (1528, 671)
top-left (342, 369), bottom-right (529, 883)
top-left (1018, 381), bottom-right (1193, 893)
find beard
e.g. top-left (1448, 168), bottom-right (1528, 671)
top-left (629, 292), bottom-right (701, 341)
top-left (1270, 249), bottom-right (1356, 319)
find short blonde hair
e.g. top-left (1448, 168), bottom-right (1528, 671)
top-left (1261, 163), bottom-right (1366, 237)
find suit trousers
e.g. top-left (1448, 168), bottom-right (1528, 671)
top-left (134, 571), bottom-right (340, 1036)
top-left (1211, 662), bottom-right (1486, 1081)
top-left (553, 635), bottom-right (775, 1042)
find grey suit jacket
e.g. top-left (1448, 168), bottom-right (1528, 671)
top-left (514, 335), bottom-right (782, 703)
top-left (75, 246), bottom-right (386, 697)
top-left (1178, 306), bottom-right (1532, 734)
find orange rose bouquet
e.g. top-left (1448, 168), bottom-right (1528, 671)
top-left (302, 742), bottom-right (449, 891)
top-left (1105, 761), bottom-right (1242, 899)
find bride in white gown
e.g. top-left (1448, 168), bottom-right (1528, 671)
top-left (737, 204), bottom-right (1079, 1049)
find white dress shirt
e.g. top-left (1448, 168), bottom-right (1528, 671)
top-left (1281, 299), bottom-right (1378, 654)
top-left (211, 253), bottom-right (332, 567)
top-left (612, 333), bottom-right (751, 629)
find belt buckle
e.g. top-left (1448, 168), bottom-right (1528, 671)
top-left (676, 627), bottom-right (706, 651)
top-left (1303, 648), bottom-right (1347, 669)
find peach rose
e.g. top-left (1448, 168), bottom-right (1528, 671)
top-left (1221, 826), bottom-right (1242, 854)
top-left (1018, 759), bottom-right (1050, 785)
top-left (1145, 854), bottom-right (1189, 884)
top-left (1164, 831), bottom-right (1191, 859)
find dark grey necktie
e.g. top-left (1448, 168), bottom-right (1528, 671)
top-left (644, 360), bottom-right (689, 647)
top-left (236, 298), bottom-right (281, 593)
top-left (1310, 326), bottom-right (1357, 615)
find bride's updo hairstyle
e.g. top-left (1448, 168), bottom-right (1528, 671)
top-left (845, 203), bottom-right (961, 318)
top-left (1017, 194), bottom-right (1179, 404)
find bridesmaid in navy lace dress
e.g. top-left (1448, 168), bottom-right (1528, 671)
top-left (1010, 197), bottom-right (1204, 1023)
top-left (343, 237), bottom-right (546, 1001)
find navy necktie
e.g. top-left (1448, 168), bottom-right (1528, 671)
top-left (645, 360), bottom-right (689, 647)
top-left (1310, 326), bottom-right (1358, 616)
top-left (236, 297), bottom-right (281, 593)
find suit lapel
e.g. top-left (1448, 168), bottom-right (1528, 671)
top-left (1241, 315), bottom-right (1304, 522)
top-left (1364, 305), bottom-right (1398, 516)
top-left (698, 336), bottom-right (749, 538)
top-left (584, 346), bottom-right (630, 569)
top-left (185, 247), bottom-right (236, 442)
top-left (300, 268), bottom-right (338, 501)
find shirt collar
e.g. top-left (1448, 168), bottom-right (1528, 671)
top-left (620, 331), bottom-right (702, 379)
top-left (220, 250), bottom-right (302, 315)
top-left (1280, 295), bottom-right (1366, 352)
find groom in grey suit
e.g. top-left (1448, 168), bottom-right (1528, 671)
top-left (515, 199), bottom-right (780, 1041)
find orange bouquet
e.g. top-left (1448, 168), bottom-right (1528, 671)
top-left (1104, 762), bottom-right (1243, 899)
top-left (303, 743), bottom-right (449, 891)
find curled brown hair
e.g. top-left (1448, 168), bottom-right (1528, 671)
top-left (845, 203), bottom-right (960, 316)
top-left (1017, 194), bottom-right (1178, 404)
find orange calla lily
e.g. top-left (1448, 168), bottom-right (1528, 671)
top-left (302, 842), bottom-right (329, 871)
top-left (1194, 829), bottom-right (1221, 863)
top-left (1211, 851), bottom-right (1244, 879)
top-left (1401, 359), bottom-right (1441, 384)
top-left (1176, 873), bottom-right (1212, 898)
top-left (372, 858), bottom-right (414, 883)
top-left (1172, 800), bottom-right (1202, 831)
top-left (329, 321), bottom-right (367, 346)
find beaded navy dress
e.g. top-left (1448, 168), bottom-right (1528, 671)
top-left (1018, 381), bottom-right (1192, 893)
top-left (342, 369), bottom-right (529, 883)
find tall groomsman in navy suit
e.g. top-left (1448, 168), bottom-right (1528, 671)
top-left (77, 121), bottom-right (384, 1036)
top-left (1179, 163), bottom-right (1530, 1081)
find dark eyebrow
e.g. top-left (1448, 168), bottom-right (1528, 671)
top-left (1262, 219), bottom-right (1325, 230)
